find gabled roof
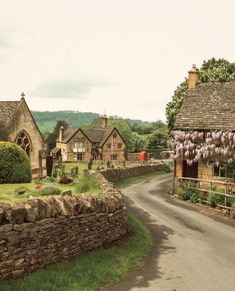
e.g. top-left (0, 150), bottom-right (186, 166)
top-left (0, 101), bottom-right (21, 124)
top-left (62, 128), bottom-right (78, 143)
top-left (0, 98), bottom-right (44, 141)
top-left (61, 126), bottom-right (127, 147)
top-left (174, 82), bottom-right (235, 131)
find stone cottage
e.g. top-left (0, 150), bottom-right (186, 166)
top-left (52, 116), bottom-right (127, 162)
top-left (0, 93), bottom-right (45, 178)
top-left (172, 66), bottom-right (235, 187)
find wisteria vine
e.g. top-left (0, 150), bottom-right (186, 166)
top-left (170, 130), bottom-right (235, 165)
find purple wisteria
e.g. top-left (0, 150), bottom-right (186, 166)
top-left (170, 130), bottom-right (235, 165)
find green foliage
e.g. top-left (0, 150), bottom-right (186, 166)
top-left (200, 58), bottom-right (235, 83)
top-left (207, 190), bottom-right (233, 207)
top-left (36, 186), bottom-right (61, 196)
top-left (0, 142), bottom-right (31, 183)
top-left (166, 79), bottom-right (188, 133)
top-left (162, 163), bottom-right (172, 173)
top-left (33, 111), bottom-right (100, 132)
top-left (178, 183), bottom-right (199, 203)
top-left (166, 58), bottom-right (235, 131)
top-left (0, 121), bottom-right (9, 141)
top-left (190, 191), bottom-right (200, 204)
top-left (146, 128), bottom-right (169, 153)
top-left (76, 175), bottom-right (101, 194)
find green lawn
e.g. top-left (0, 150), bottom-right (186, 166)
top-left (0, 162), bottom-right (101, 204)
top-left (0, 211), bottom-right (152, 291)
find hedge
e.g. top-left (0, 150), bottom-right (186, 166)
top-left (0, 142), bottom-right (32, 183)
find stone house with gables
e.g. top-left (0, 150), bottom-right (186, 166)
top-left (0, 94), bottom-right (45, 178)
top-left (53, 117), bottom-right (127, 162)
top-left (173, 66), bottom-right (235, 186)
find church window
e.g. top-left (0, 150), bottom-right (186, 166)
top-left (16, 131), bottom-right (31, 156)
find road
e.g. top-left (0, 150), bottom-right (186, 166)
top-left (106, 173), bottom-right (235, 291)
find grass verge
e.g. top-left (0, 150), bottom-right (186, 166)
top-left (0, 210), bottom-right (152, 291)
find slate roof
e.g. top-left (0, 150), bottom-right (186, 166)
top-left (0, 101), bottom-right (20, 124)
top-left (61, 126), bottom-right (125, 147)
top-left (174, 82), bottom-right (235, 131)
top-left (62, 128), bottom-right (78, 143)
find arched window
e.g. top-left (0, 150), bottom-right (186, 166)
top-left (16, 131), bottom-right (31, 156)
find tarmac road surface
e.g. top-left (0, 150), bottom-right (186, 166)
top-left (105, 173), bottom-right (235, 291)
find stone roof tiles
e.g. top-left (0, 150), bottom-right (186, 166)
top-left (174, 82), bottom-right (235, 131)
top-left (0, 101), bottom-right (20, 124)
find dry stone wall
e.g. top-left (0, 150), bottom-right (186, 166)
top-left (100, 164), bottom-right (164, 182)
top-left (0, 174), bottom-right (127, 280)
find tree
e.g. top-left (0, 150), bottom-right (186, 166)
top-left (0, 121), bottom-right (9, 141)
top-left (166, 58), bottom-right (235, 132)
top-left (146, 128), bottom-right (169, 153)
top-left (46, 120), bottom-right (69, 152)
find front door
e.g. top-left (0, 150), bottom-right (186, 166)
top-left (182, 160), bottom-right (198, 178)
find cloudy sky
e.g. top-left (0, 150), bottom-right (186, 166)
top-left (0, 0), bottom-right (234, 121)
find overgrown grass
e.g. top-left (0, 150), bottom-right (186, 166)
top-left (0, 211), bottom-right (152, 291)
top-left (75, 174), bottom-right (102, 196)
top-left (114, 170), bottom-right (170, 187)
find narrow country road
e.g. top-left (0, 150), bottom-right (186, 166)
top-left (106, 173), bottom-right (235, 291)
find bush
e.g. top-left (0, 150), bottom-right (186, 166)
top-left (36, 186), bottom-right (61, 196)
top-left (59, 176), bottom-right (73, 184)
top-left (76, 175), bottom-right (101, 193)
top-left (190, 190), bottom-right (200, 204)
top-left (178, 183), bottom-right (199, 203)
top-left (0, 142), bottom-right (31, 183)
top-left (163, 163), bottom-right (172, 173)
top-left (207, 191), bottom-right (233, 207)
top-left (178, 187), bottom-right (192, 201)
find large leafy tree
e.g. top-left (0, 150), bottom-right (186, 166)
top-left (166, 58), bottom-right (235, 132)
top-left (146, 128), bottom-right (169, 153)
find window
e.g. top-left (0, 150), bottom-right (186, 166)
top-left (107, 143), bottom-right (111, 149)
top-left (111, 154), bottom-right (117, 161)
top-left (77, 153), bottom-right (83, 161)
top-left (113, 133), bottom-right (117, 139)
top-left (213, 163), bottom-right (235, 178)
top-left (117, 143), bottom-right (122, 149)
top-left (16, 131), bottom-right (31, 156)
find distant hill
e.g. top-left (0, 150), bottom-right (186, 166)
top-left (32, 111), bottom-right (153, 132)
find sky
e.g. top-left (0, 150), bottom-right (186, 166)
top-left (0, 0), bottom-right (235, 122)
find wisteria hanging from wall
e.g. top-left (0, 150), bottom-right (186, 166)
top-left (170, 130), bottom-right (235, 165)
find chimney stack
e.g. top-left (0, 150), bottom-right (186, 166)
top-left (59, 125), bottom-right (64, 142)
top-left (101, 114), bottom-right (108, 129)
top-left (188, 64), bottom-right (199, 89)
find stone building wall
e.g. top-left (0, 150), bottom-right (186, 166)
top-left (57, 130), bottom-right (92, 162)
top-left (102, 129), bottom-right (126, 161)
top-left (0, 174), bottom-right (128, 280)
top-left (10, 100), bottom-right (45, 177)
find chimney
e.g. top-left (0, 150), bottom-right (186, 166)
top-left (59, 125), bottom-right (64, 142)
top-left (101, 114), bottom-right (108, 129)
top-left (188, 64), bottom-right (199, 89)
